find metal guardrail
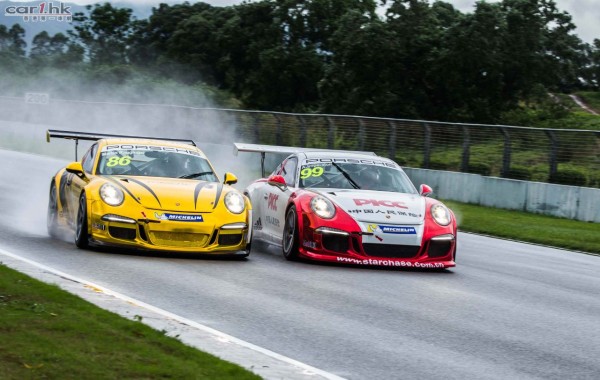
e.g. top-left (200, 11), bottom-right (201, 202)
top-left (1, 95), bottom-right (599, 188)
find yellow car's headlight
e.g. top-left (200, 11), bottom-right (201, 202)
top-left (224, 192), bottom-right (245, 214)
top-left (100, 183), bottom-right (124, 206)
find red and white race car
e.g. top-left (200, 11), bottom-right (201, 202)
top-left (236, 143), bottom-right (457, 269)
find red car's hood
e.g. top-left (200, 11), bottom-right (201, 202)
top-left (316, 189), bottom-right (426, 225)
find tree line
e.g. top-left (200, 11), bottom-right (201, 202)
top-left (1, 0), bottom-right (600, 124)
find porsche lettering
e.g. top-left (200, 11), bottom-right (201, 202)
top-left (303, 158), bottom-right (397, 168)
top-left (104, 145), bottom-right (202, 157)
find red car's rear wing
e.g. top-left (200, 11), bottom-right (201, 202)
top-left (46, 129), bottom-right (196, 160)
top-left (233, 142), bottom-right (376, 177)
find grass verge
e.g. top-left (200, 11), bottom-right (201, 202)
top-left (0, 264), bottom-right (260, 380)
top-left (445, 200), bottom-right (600, 254)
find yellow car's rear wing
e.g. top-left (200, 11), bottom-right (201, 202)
top-left (233, 142), bottom-right (376, 177)
top-left (47, 129), bottom-right (196, 160)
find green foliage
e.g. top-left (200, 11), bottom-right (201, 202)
top-left (549, 167), bottom-right (588, 186)
top-left (468, 162), bottom-right (492, 176)
top-left (505, 166), bottom-right (532, 180)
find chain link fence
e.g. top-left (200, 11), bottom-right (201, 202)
top-left (1, 95), bottom-right (599, 188)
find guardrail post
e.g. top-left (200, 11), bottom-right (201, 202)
top-left (358, 119), bottom-right (366, 151)
top-left (387, 120), bottom-right (397, 160)
top-left (327, 117), bottom-right (335, 149)
top-left (274, 114), bottom-right (283, 145)
top-left (461, 125), bottom-right (470, 172)
top-left (423, 123), bottom-right (431, 169)
top-left (252, 113), bottom-right (260, 143)
top-left (500, 128), bottom-right (511, 177)
top-left (298, 116), bottom-right (307, 147)
top-left (546, 130), bottom-right (558, 179)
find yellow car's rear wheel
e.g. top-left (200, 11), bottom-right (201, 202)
top-left (47, 181), bottom-right (60, 239)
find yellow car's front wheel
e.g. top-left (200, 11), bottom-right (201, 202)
top-left (75, 193), bottom-right (90, 249)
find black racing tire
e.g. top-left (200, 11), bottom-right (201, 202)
top-left (282, 206), bottom-right (300, 261)
top-left (75, 192), bottom-right (89, 249)
top-left (47, 181), bottom-right (60, 239)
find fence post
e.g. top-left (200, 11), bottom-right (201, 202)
top-left (500, 127), bottom-right (511, 177)
top-left (274, 113), bottom-right (282, 145)
top-left (423, 123), bottom-right (431, 169)
top-left (298, 116), bottom-right (307, 147)
top-left (461, 125), bottom-right (470, 172)
top-left (327, 117), bottom-right (335, 149)
top-left (387, 120), bottom-right (397, 160)
top-left (546, 130), bottom-right (558, 180)
top-left (252, 113), bottom-right (260, 143)
top-left (358, 118), bottom-right (365, 151)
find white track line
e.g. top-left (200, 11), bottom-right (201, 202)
top-left (0, 246), bottom-right (346, 380)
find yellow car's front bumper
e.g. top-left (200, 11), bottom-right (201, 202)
top-left (88, 200), bottom-right (250, 254)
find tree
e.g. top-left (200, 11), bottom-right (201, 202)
top-left (70, 2), bottom-right (134, 65)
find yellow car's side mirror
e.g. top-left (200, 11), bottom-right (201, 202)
top-left (224, 172), bottom-right (238, 185)
top-left (66, 162), bottom-right (85, 178)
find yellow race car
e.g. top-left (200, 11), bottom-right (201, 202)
top-left (46, 130), bottom-right (251, 257)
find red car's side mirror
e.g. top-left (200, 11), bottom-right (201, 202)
top-left (267, 174), bottom-right (287, 188)
top-left (419, 184), bottom-right (433, 197)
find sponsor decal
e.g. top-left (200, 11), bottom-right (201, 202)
top-left (92, 223), bottom-right (106, 231)
top-left (265, 215), bottom-right (280, 227)
top-left (154, 212), bottom-right (203, 222)
top-left (253, 217), bottom-right (263, 231)
top-left (5, 2), bottom-right (72, 22)
top-left (354, 199), bottom-right (408, 209)
top-left (303, 240), bottom-right (317, 249)
top-left (379, 225), bottom-right (416, 234)
top-left (336, 257), bottom-right (445, 268)
top-left (267, 193), bottom-right (279, 211)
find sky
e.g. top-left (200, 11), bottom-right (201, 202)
top-left (6, 0), bottom-right (599, 43)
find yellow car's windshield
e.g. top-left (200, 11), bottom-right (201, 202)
top-left (96, 145), bottom-right (218, 181)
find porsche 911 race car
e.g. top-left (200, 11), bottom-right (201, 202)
top-left (46, 130), bottom-right (251, 256)
top-left (235, 143), bottom-right (456, 268)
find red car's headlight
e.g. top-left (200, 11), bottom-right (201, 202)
top-left (310, 196), bottom-right (336, 219)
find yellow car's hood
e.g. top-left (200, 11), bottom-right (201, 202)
top-left (110, 176), bottom-right (226, 213)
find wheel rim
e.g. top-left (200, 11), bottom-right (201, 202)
top-left (283, 210), bottom-right (295, 253)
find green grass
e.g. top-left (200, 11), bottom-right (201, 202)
top-left (446, 200), bottom-right (600, 254)
top-left (0, 264), bottom-right (261, 380)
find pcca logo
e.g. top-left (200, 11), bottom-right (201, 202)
top-left (353, 199), bottom-right (408, 209)
top-left (267, 193), bottom-right (279, 211)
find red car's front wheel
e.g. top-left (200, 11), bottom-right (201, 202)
top-left (282, 206), bottom-right (300, 261)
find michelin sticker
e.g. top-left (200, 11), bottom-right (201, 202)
top-left (155, 212), bottom-right (203, 222)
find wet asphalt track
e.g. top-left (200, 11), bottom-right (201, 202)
top-left (1, 147), bottom-right (599, 380)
